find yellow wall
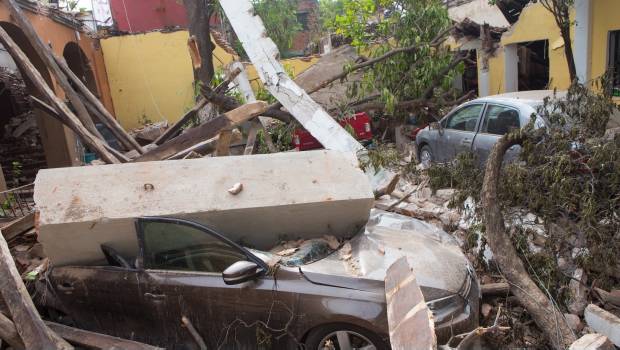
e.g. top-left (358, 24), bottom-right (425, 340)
top-left (482, 2), bottom-right (574, 94)
top-left (102, 31), bottom-right (197, 129)
top-left (590, 0), bottom-right (620, 82)
top-left (102, 30), bottom-right (320, 129)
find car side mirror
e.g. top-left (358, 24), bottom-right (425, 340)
top-left (430, 121), bottom-right (444, 136)
top-left (222, 261), bottom-right (263, 285)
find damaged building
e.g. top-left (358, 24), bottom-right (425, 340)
top-left (0, 0), bottom-right (114, 194)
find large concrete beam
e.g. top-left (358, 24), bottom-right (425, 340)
top-left (34, 150), bottom-right (374, 266)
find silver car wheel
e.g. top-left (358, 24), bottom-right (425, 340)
top-left (318, 330), bottom-right (377, 350)
top-left (420, 148), bottom-right (432, 167)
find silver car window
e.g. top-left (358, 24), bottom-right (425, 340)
top-left (480, 104), bottom-right (520, 135)
top-left (444, 104), bottom-right (483, 132)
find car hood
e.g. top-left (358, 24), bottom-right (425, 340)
top-left (300, 209), bottom-right (470, 296)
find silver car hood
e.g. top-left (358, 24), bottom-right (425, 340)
top-left (300, 209), bottom-right (470, 294)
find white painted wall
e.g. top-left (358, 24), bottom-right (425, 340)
top-left (504, 44), bottom-right (519, 92)
top-left (574, 0), bottom-right (592, 83)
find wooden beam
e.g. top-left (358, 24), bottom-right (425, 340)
top-left (0, 231), bottom-right (72, 349)
top-left (215, 129), bottom-right (232, 156)
top-left (54, 55), bottom-right (145, 154)
top-left (0, 213), bottom-right (33, 241)
top-left (135, 101), bottom-right (267, 162)
top-left (46, 322), bottom-right (163, 350)
top-left (154, 67), bottom-right (242, 145)
top-left (165, 129), bottom-right (241, 160)
top-left (154, 98), bottom-right (208, 145)
top-left (5, 0), bottom-right (102, 141)
top-left (31, 96), bottom-right (129, 163)
top-left (0, 26), bottom-right (119, 163)
top-left (243, 121), bottom-right (260, 155)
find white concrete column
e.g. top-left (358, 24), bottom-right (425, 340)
top-left (504, 44), bottom-right (519, 92)
top-left (479, 70), bottom-right (490, 97)
top-left (574, 0), bottom-right (593, 83)
top-left (477, 49), bottom-right (490, 97)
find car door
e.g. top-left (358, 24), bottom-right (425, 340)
top-left (471, 103), bottom-right (522, 164)
top-left (136, 217), bottom-right (299, 350)
top-left (48, 263), bottom-right (169, 346)
top-left (435, 103), bottom-right (485, 162)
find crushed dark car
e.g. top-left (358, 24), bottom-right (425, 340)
top-left (40, 209), bottom-right (479, 350)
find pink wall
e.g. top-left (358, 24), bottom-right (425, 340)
top-left (109, 0), bottom-right (188, 33)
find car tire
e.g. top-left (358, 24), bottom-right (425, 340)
top-left (419, 145), bottom-right (433, 166)
top-left (304, 323), bottom-right (389, 350)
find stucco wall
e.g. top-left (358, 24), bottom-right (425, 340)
top-left (483, 2), bottom-right (573, 94)
top-left (590, 0), bottom-right (620, 82)
top-left (101, 29), bottom-right (320, 129)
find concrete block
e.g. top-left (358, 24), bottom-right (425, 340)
top-left (35, 150), bottom-right (374, 266)
top-left (584, 304), bottom-right (620, 347)
top-left (569, 333), bottom-right (615, 350)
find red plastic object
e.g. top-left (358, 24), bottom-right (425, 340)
top-left (410, 124), bottom-right (428, 141)
top-left (292, 112), bottom-right (373, 151)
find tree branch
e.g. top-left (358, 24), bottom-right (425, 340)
top-left (481, 131), bottom-right (576, 349)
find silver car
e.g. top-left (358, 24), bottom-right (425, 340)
top-left (415, 90), bottom-right (558, 165)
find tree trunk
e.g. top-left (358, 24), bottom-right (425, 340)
top-left (481, 133), bottom-right (576, 349)
top-left (184, 0), bottom-right (215, 87)
top-left (561, 26), bottom-right (577, 82)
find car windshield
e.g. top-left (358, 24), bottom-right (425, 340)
top-left (248, 239), bottom-right (337, 267)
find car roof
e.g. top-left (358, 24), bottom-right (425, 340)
top-left (474, 90), bottom-right (567, 107)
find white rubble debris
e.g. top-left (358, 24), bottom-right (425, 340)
top-left (584, 304), bottom-right (620, 347)
top-left (568, 268), bottom-right (589, 315)
top-left (569, 333), bottom-right (615, 350)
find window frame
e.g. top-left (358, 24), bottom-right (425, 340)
top-left (477, 103), bottom-right (522, 136)
top-left (608, 30), bottom-right (620, 96)
top-left (134, 217), bottom-right (268, 274)
top-left (441, 103), bottom-right (485, 133)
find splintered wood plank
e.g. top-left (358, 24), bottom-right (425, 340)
top-left (385, 256), bottom-right (436, 350)
top-left (219, 1), bottom-right (363, 154)
top-left (135, 101), bottom-right (267, 162)
top-left (0, 213), bottom-right (34, 241)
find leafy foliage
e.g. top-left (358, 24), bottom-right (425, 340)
top-left (252, 0), bottom-right (302, 54)
top-left (331, 0), bottom-right (462, 119)
top-left (318, 0), bottom-right (346, 32)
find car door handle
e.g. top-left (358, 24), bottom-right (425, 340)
top-left (461, 138), bottom-right (472, 145)
top-left (57, 282), bottom-right (74, 293)
top-left (144, 292), bottom-right (167, 301)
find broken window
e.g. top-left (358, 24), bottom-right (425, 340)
top-left (142, 221), bottom-right (247, 273)
top-left (517, 40), bottom-right (549, 91)
top-left (480, 104), bottom-right (520, 135)
top-left (608, 30), bottom-right (620, 97)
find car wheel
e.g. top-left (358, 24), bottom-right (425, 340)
top-left (304, 323), bottom-right (388, 350)
top-left (419, 145), bottom-right (433, 166)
